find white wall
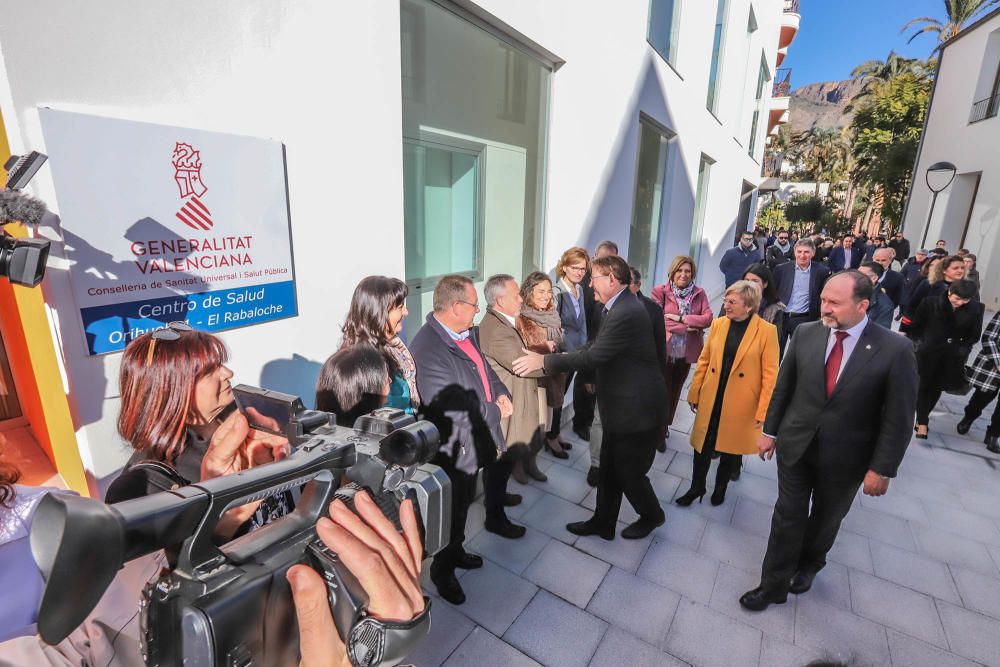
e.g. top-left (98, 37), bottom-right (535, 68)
top-left (0, 0), bottom-right (787, 491)
top-left (902, 14), bottom-right (1000, 308)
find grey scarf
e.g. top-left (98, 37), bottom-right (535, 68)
top-left (520, 306), bottom-right (564, 345)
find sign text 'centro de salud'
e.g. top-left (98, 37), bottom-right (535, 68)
top-left (39, 109), bottom-right (297, 355)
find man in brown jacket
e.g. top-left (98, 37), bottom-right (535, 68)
top-left (480, 274), bottom-right (548, 485)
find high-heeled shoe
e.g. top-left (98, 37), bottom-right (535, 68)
top-left (915, 424), bottom-right (929, 440)
top-left (711, 485), bottom-right (728, 506)
top-left (544, 437), bottom-right (569, 459)
top-left (675, 486), bottom-right (706, 507)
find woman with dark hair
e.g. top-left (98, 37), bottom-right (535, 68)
top-left (316, 344), bottom-right (391, 426)
top-left (341, 276), bottom-right (419, 414)
top-left (518, 271), bottom-right (568, 461)
top-left (743, 263), bottom-right (786, 336)
top-left (106, 323), bottom-right (291, 538)
top-left (899, 254), bottom-right (946, 332)
top-left (909, 279), bottom-right (984, 439)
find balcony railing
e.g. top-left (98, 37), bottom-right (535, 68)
top-left (783, 0), bottom-right (800, 13)
top-left (970, 93), bottom-right (1000, 123)
top-left (773, 68), bottom-right (792, 98)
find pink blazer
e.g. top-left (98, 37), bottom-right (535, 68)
top-left (649, 285), bottom-right (714, 363)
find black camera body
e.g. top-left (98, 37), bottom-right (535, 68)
top-left (31, 385), bottom-right (450, 667)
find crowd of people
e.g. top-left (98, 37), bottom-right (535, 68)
top-left (2, 228), bottom-right (998, 664)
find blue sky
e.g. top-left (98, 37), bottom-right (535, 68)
top-left (786, 0), bottom-right (945, 88)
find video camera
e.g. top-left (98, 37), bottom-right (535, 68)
top-left (2, 151), bottom-right (51, 287)
top-left (30, 385), bottom-right (451, 666)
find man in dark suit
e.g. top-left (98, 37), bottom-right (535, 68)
top-left (514, 255), bottom-right (668, 540)
top-left (871, 247), bottom-right (904, 307)
top-left (889, 232), bottom-right (911, 262)
top-left (739, 271), bottom-right (918, 611)
top-left (828, 235), bottom-right (864, 271)
top-left (573, 240), bottom-right (619, 441)
top-left (410, 274), bottom-right (515, 605)
top-left (772, 239), bottom-right (831, 351)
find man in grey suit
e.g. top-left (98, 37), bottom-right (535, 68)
top-left (740, 271), bottom-right (918, 611)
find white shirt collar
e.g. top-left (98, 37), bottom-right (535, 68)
top-left (603, 286), bottom-right (627, 312)
top-left (831, 315), bottom-right (869, 340)
top-left (434, 314), bottom-right (470, 341)
top-left (495, 309), bottom-right (517, 327)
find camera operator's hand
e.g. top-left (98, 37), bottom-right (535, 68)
top-left (288, 492), bottom-right (425, 667)
top-left (202, 410), bottom-right (291, 538)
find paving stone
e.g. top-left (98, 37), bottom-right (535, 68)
top-left (912, 524), bottom-right (999, 576)
top-left (869, 540), bottom-right (962, 604)
top-left (729, 470), bottom-right (780, 506)
top-left (406, 599), bottom-right (474, 667)
top-left (794, 596), bottom-right (890, 665)
top-left (731, 494), bottom-right (774, 539)
top-left (588, 626), bottom-right (687, 667)
top-left (449, 560), bottom-right (537, 635)
top-left (742, 454), bottom-right (778, 481)
top-left (444, 626), bottom-right (540, 667)
top-left (950, 565), bottom-right (1000, 620)
top-left (575, 522), bottom-right (655, 572)
top-left (804, 560), bottom-right (852, 610)
top-left (920, 501), bottom-right (1000, 546)
top-left (663, 598), bottom-right (762, 667)
top-left (666, 450), bottom-right (694, 480)
top-left (527, 461), bottom-right (590, 503)
top-left (886, 628), bottom-right (981, 667)
top-left (849, 570), bottom-right (949, 648)
top-left (587, 567), bottom-right (680, 645)
top-left (637, 538), bottom-right (720, 604)
top-left (503, 590), bottom-right (608, 667)
top-left (653, 503), bottom-right (709, 551)
top-left (466, 524), bottom-right (551, 575)
top-left (697, 520), bottom-right (768, 575)
top-left (648, 468), bottom-right (683, 503)
top-left (937, 600), bottom-right (1000, 666)
top-left (758, 635), bottom-right (827, 667)
top-left (681, 486), bottom-right (738, 524)
top-left (518, 492), bottom-right (591, 544)
top-left (522, 539), bottom-right (609, 608)
top-left (708, 563), bottom-right (795, 643)
top-left (859, 487), bottom-right (929, 522)
top-left (841, 505), bottom-right (917, 550)
top-left (957, 487), bottom-right (1000, 521)
top-left (827, 528), bottom-right (875, 574)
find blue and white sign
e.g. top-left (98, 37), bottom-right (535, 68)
top-left (39, 109), bottom-right (297, 354)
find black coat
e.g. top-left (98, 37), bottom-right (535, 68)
top-left (772, 261), bottom-right (831, 320)
top-left (909, 293), bottom-right (985, 392)
top-left (545, 289), bottom-right (667, 435)
top-left (764, 320), bottom-right (917, 479)
top-left (879, 270), bottom-right (905, 307)
top-left (410, 313), bottom-right (511, 457)
top-left (889, 237), bottom-right (911, 261)
top-left (637, 290), bottom-right (668, 377)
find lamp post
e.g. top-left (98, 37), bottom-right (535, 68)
top-left (918, 161), bottom-right (957, 249)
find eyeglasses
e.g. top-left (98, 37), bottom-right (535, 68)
top-left (591, 273), bottom-right (611, 282)
top-left (456, 299), bottom-right (480, 311)
top-left (565, 265), bottom-right (587, 273)
top-left (146, 321), bottom-right (194, 366)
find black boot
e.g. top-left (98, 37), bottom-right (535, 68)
top-left (987, 431), bottom-right (1000, 454)
top-left (676, 453), bottom-right (710, 507)
top-left (712, 457), bottom-right (734, 506)
top-left (957, 416), bottom-right (974, 435)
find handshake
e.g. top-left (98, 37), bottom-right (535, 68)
top-left (32, 386), bottom-right (451, 667)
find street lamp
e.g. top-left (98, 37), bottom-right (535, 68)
top-left (918, 161), bottom-right (957, 249)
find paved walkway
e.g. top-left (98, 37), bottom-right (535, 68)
top-left (411, 388), bottom-right (1000, 666)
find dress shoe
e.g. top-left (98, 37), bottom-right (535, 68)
top-left (656, 440), bottom-right (667, 453)
top-left (485, 519), bottom-right (526, 539)
top-left (957, 417), bottom-right (974, 435)
top-left (586, 466), bottom-right (600, 487)
top-left (455, 552), bottom-right (483, 570)
top-left (789, 569), bottom-right (817, 594)
top-left (573, 425), bottom-right (591, 441)
top-left (621, 515), bottom-right (665, 539)
top-left (504, 493), bottom-right (522, 507)
top-left (560, 439), bottom-right (573, 451)
top-left (675, 485), bottom-right (706, 507)
top-left (987, 433), bottom-right (1000, 454)
top-left (431, 570), bottom-right (466, 605)
top-left (915, 424), bottom-right (929, 440)
top-left (566, 520), bottom-right (614, 541)
top-left (544, 437), bottom-right (569, 459)
top-left (738, 586), bottom-right (788, 612)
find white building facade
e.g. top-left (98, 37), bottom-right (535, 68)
top-left (902, 8), bottom-right (1000, 307)
top-left (0, 0), bottom-right (798, 494)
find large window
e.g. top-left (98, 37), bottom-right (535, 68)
top-left (628, 116), bottom-right (675, 284)
top-left (648, 0), bottom-right (682, 67)
top-left (400, 0), bottom-right (552, 337)
top-left (748, 53), bottom-right (770, 157)
top-left (690, 155), bottom-right (714, 266)
top-left (734, 7), bottom-right (758, 141)
top-left (706, 0), bottom-right (728, 113)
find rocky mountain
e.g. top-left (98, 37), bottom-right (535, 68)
top-left (789, 79), bottom-right (865, 134)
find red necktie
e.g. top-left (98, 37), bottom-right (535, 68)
top-left (825, 330), bottom-right (850, 397)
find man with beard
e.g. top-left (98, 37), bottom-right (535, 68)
top-left (740, 271), bottom-right (918, 611)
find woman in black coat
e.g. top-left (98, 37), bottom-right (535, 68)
top-left (909, 279), bottom-right (984, 439)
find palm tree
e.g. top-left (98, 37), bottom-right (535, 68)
top-left (788, 127), bottom-right (849, 196)
top-left (903, 0), bottom-right (1000, 50)
top-left (851, 52), bottom-right (930, 92)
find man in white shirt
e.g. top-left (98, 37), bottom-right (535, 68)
top-left (740, 271), bottom-right (918, 611)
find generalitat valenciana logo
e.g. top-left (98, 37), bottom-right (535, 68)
top-left (171, 141), bottom-right (214, 231)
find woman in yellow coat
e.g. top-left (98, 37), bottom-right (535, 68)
top-left (677, 280), bottom-right (779, 507)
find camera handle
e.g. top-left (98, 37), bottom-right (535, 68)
top-left (175, 439), bottom-right (355, 576)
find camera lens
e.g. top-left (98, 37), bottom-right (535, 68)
top-left (378, 421), bottom-right (439, 467)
